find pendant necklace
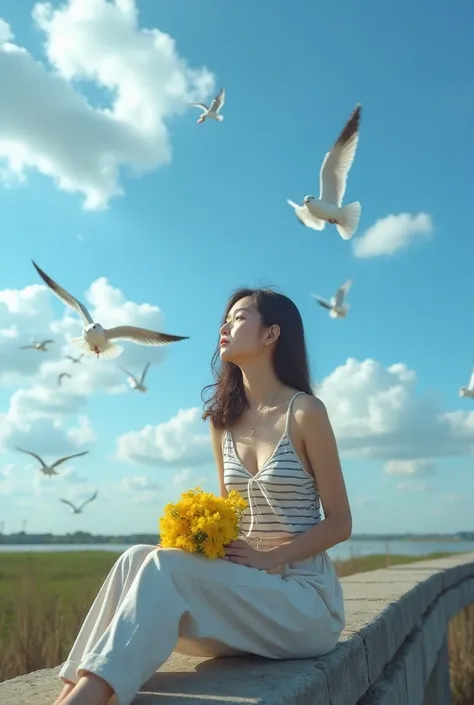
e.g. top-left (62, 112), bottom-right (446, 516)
top-left (248, 388), bottom-right (283, 437)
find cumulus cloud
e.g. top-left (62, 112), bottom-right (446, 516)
top-left (384, 459), bottom-right (436, 476)
top-left (0, 0), bottom-right (215, 208)
top-left (353, 213), bottom-right (433, 258)
top-left (318, 358), bottom-right (474, 462)
top-left (116, 407), bottom-right (211, 467)
top-left (119, 474), bottom-right (163, 504)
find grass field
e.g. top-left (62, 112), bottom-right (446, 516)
top-left (0, 549), bottom-right (473, 703)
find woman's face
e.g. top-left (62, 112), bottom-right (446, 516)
top-left (219, 296), bottom-right (268, 364)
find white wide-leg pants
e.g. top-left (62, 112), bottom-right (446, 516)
top-left (59, 544), bottom-right (344, 705)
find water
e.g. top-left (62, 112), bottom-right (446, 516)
top-left (1, 539), bottom-right (474, 561)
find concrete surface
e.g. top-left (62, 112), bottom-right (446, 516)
top-left (1, 552), bottom-right (473, 705)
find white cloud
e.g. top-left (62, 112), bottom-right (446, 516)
top-left (0, 18), bottom-right (12, 43)
top-left (384, 459), bottom-right (435, 476)
top-left (0, 0), bottom-right (215, 209)
top-left (119, 474), bottom-right (162, 504)
top-left (396, 480), bottom-right (429, 493)
top-left (116, 407), bottom-right (211, 467)
top-left (318, 358), bottom-right (474, 462)
top-left (352, 213), bottom-right (433, 258)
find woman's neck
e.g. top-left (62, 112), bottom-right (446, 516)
top-left (240, 360), bottom-right (286, 409)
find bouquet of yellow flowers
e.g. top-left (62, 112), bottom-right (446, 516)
top-left (159, 487), bottom-right (247, 560)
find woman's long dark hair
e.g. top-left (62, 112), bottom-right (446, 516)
top-left (201, 287), bottom-right (314, 430)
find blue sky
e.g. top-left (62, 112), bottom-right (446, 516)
top-left (0, 0), bottom-right (473, 538)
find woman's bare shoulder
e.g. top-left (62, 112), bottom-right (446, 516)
top-left (293, 392), bottom-right (327, 417)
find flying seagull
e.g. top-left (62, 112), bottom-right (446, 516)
top-left (58, 372), bottom-right (72, 386)
top-left (312, 279), bottom-right (353, 318)
top-left (19, 339), bottom-right (54, 352)
top-left (459, 362), bottom-right (474, 399)
top-left (120, 362), bottom-right (151, 393)
top-left (32, 261), bottom-right (189, 360)
top-left (66, 354), bottom-right (84, 364)
top-left (189, 88), bottom-right (225, 124)
top-left (287, 104), bottom-right (362, 240)
top-left (60, 491), bottom-right (98, 514)
top-left (15, 448), bottom-right (90, 476)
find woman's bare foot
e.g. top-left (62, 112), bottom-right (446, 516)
top-left (61, 672), bottom-right (114, 705)
top-left (53, 680), bottom-right (75, 705)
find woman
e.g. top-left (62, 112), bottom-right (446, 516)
top-left (54, 287), bottom-right (351, 705)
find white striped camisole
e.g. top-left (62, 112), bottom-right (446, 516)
top-left (223, 391), bottom-right (322, 543)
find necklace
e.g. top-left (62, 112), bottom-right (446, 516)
top-left (248, 388), bottom-right (283, 437)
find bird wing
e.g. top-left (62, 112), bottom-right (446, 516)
top-left (19, 345), bottom-right (35, 349)
top-left (32, 261), bottom-right (93, 325)
top-left (119, 365), bottom-right (137, 382)
top-left (41, 339), bottom-right (54, 346)
top-left (189, 102), bottom-right (209, 111)
top-left (58, 373), bottom-right (71, 385)
top-left (312, 295), bottom-right (333, 310)
top-left (286, 200), bottom-right (325, 231)
top-left (15, 447), bottom-right (47, 468)
top-left (468, 365), bottom-right (474, 390)
top-left (319, 105), bottom-right (361, 206)
top-left (51, 450), bottom-right (90, 469)
top-left (79, 491), bottom-right (98, 510)
top-left (210, 88), bottom-right (225, 112)
top-left (59, 498), bottom-right (78, 511)
top-left (105, 326), bottom-right (189, 346)
top-left (140, 362), bottom-right (150, 384)
top-left (334, 279), bottom-right (352, 307)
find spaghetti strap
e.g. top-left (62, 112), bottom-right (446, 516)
top-left (284, 391), bottom-right (306, 434)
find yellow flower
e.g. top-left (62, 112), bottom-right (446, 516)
top-left (158, 487), bottom-right (247, 559)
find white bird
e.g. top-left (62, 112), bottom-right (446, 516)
top-left (15, 448), bottom-right (90, 476)
top-left (120, 362), bottom-right (151, 393)
top-left (287, 104), bottom-right (362, 240)
top-left (459, 363), bottom-right (474, 399)
top-left (58, 372), bottom-right (72, 386)
top-left (32, 261), bottom-right (189, 360)
top-left (312, 279), bottom-right (353, 318)
top-left (189, 88), bottom-right (225, 124)
top-left (66, 354), bottom-right (84, 364)
top-left (60, 491), bottom-right (98, 514)
top-left (19, 339), bottom-right (54, 352)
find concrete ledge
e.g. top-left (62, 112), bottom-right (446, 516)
top-left (1, 552), bottom-right (474, 705)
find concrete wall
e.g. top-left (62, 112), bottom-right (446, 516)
top-left (1, 552), bottom-right (474, 705)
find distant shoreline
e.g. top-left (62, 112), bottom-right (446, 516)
top-left (1, 532), bottom-right (473, 545)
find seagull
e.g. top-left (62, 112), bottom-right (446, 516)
top-left (312, 280), bottom-right (353, 318)
top-left (14, 448), bottom-right (90, 476)
top-left (287, 104), bottom-right (362, 240)
top-left (459, 363), bottom-right (474, 399)
top-left (60, 491), bottom-right (98, 514)
top-left (58, 372), bottom-right (72, 386)
top-left (66, 354), bottom-right (84, 364)
top-left (189, 88), bottom-right (225, 124)
top-left (19, 339), bottom-right (54, 352)
top-left (120, 362), bottom-right (151, 393)
top-left (32, 261), bottom-right (190, 360)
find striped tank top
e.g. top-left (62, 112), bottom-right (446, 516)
top-left (223, 391), bottom-right (321, 542)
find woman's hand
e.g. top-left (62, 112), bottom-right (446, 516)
top-left (223, 540), bottom-right (281, 570)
